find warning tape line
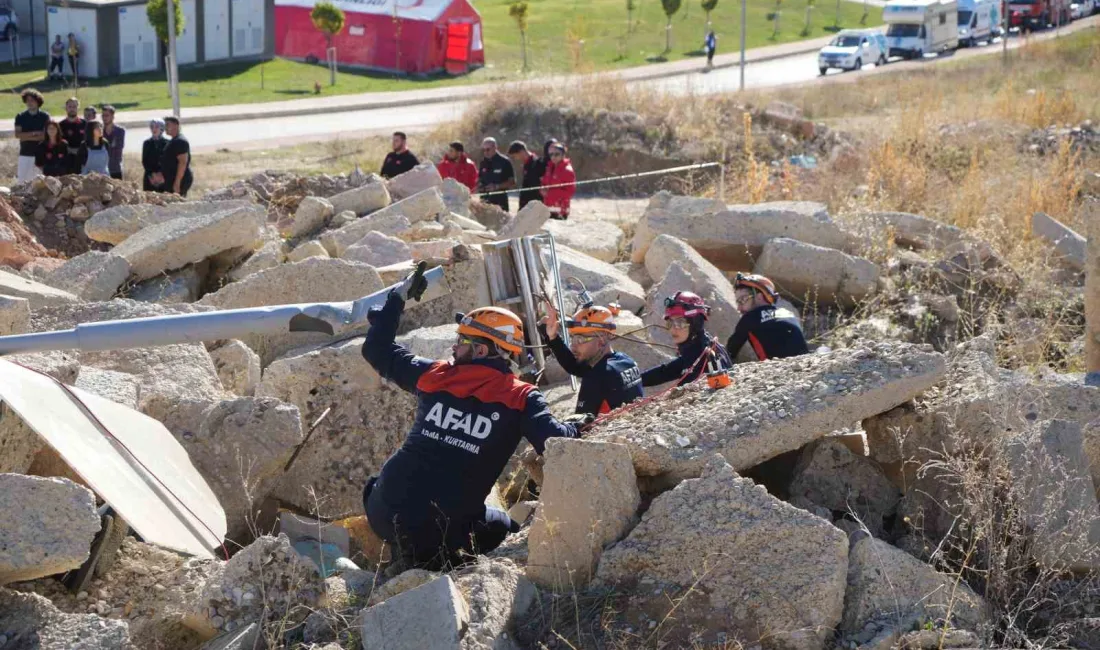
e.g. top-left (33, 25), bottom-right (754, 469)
top-left (476, 161), bottom-right (723, 197)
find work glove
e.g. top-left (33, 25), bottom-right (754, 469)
top-left (562, 412), bottom-right (596, 427)
top-left (395, 261), bottom-right (429, 302)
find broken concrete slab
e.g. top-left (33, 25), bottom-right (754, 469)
top-left (227, 240), bottom-right (287, 283)
top-left (0, 294), bottom-right (29, 336)
top-left (328, 179), bottom-right (391, 216)
top-left (0, 588), bottom-right (135, 649)
top-left (410, 238), bottom-right (462, 262)
top-left (788, 438), bottom-right (900, 537)
top-left (0, 351), bottom-right (82, 473)
top-left (112, 205), bottom-right (266, 281)
top-left (85, 199), bottom-right (256, 245)
top-left (860, 211), bottom-right (965, 252)
top-left (75, 366), bottom-right (142, 407)
top-left (360, 574), bottom-right (470, 650)
top-left (644, 234), bottom-right (741, 345)
top-left (0, 269), bottom-right (79, 308)
top-left (556, 244), bottom-right (646, 313)
top-left (209, 340), bottom-right (261, 396)
top-left (527, 439), bottom-right (640, 591)
top-left (754, 237), bottom-right (879, 307)
top-left (543, 218), bottom-right (624, 263)
top-left (369, 186), bottom-right (447, 224)
top-left (595, 455), bottom-right (848, 650)
top-left (441, 178), bottom-right (472, 217)
top-left (589, 341), bottom-right (946, 481)
top-left (198, 258), bottom-right (384, 365)
top-left (279, 196), bottom-right (334, 239)
top-left (43, 250), bottom-right (131, 301)
top-left (343, 231), bottom-right (412, 267)
top-left (0, 474), bottom-right (101, 584)
top-left (286, 239), bottom-right (330, 263)
top-left (498, 201), bottom-right (550, 240)
top-left (630, 191), bottom-right (727, 263)
top-left (319, 212), bottom-right (411, 258)
top-left (128, 262), bottom-right (208, 304)
top-left (387, 162), bottom-right (444, 201)
top-left (1032, 211), bottom-right (1086, 271)
top-left (455, 558), bottom-right (538, 650)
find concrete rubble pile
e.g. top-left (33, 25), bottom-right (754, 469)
top-left (0, 176), bottom-right (1096, 650)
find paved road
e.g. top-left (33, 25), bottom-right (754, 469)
top-left (157, 16), bottom-right (1096, 153)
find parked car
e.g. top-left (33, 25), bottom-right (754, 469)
top-left (1069, 0), bottom-right (1093, 18)
top-left (818, 30), bottom-right (888, 75)
top-left (0, 7), bottom-right (18, 41)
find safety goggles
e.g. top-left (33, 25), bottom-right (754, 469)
top-left (735, 292), bottom-right (755, 306)
top-left (667, 317), bottom-right (691, 330)
top-left (570, 334), bottom-right (600, 344)
top-left (454, 336), bottom-right (478, 347)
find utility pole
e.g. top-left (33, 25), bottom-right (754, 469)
top-left (1001, 0), bottom-right (1008, 64)
top-left (740, 0), bottom-right (747, 90)
top-left (167, 0), bottom-right (181, 117)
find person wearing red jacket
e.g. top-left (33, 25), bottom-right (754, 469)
top-left (436, 141), bottom-right (478, 192)
top-left (541, 143), bottom-right (576, 219)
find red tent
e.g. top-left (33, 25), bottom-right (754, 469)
top-left (275, 0), bottom-right (484, 75)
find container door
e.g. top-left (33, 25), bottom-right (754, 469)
top-left (176, 0), bottom-right (198, 64)
top-left (231, 0), bottom-right (264, 57)
top-left (204, 0), bottom-right (230, 60)
top-left (118, 5), bottom-right (159, 74)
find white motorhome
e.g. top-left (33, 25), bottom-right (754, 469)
top-left (883, 0), bottom-right (960, 59)
top-left (957, 0), bottom-right (997, 45)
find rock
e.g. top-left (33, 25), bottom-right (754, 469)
top-left (360, 575), bottom-right (469, 650)
top-left (43, 251), bottom-right (131, 301)
top-left (761, 100), bottom-right (815, 138)
top-left (396, 324), bottom-right (458, 360)
top-left (0, 295), bottom-right (29, 335)
top-left (455, 558), bottom-right (537, 650)
top-left (112, 206), bottom-right (266, 281)
top-left (589, 342), bottom-right (946, 481)
top-left (343, 231), bottom-right (412, 267)
top-left (1032, 211), bottom-right (1086, 271)
top-left (366, 568), bottom-right (439, 606)
top-left (286, 239), bottom-right (330, 263)
top-left (595, 455), bottom-right (848, 650)
top-left (75, 366), bottom-right (141, 407)
top-left (556, 245), bottom-right (646, 312)
top-left (128, 262), bottom-right (208, 304)
top-left (527, 439), bottom-right (639, 590)
top-left (788, 438), bottom-right (900, 537)
top-left (85, 200), bottom-right (256, 245)
top-left (633, 194), bottom-right (849, 271)
top-left (256, 337), bottom-right (416, 518)
top-left (410, 238), bottom-right (462, 262)
top-left (840, 536), bottom-right (987, 644)
top-left (166, 398), bottom-right (303, 543)
top-left (933, 240), bottom-right (1018, 295)
top-left (319, 212), bottom-right (412, 258)
top-left (498, 201), bottom-right (551, 240)
top-left (198, 258), bottom-right (384, 365)
top-left (329, 209), bottom-right (356, 229)
top-left (0, 269), bottom-right (79, 308)
top-left (861, 211), bottom-right (965, 252)
top-left (644, 234), bottom-right (741, 344)
top-left (0, 474), bottom-right (101, 584)
top-left (328, 179), bottom-right (391, 216)
top-left (387, 162), bottom-right (444, 200)
top-left (754, 237), bottom-right (879, 307)
top-left (227, 240), bottom-right (286, 283)
top-left (370, 187), bottom-right (447, 224)
top-left (469, 199), bottom-right (511, 232)
top-left (1065, 618), bottom-right (1100, 650)
top-left (279, 196), bottom-right (333, 239)
top-left (209, 340), bottom-right (261, 396)
top-left (1005, 419), bottom-right (1100, 572)
top-left (0, 222), bottom-right (34, 268)
top-left (631, 192), bottom-right (726, 265)
top-left (402, 220), bottom-right (447, 242)
top-left (0, 588), bottom-right (135, 649)
top-left (440, 178), bottom-right (472, 217)
top-left (542, 217), bottom-right (623, 263)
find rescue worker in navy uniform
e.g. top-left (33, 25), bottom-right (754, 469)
top-left (727, 273), bottom-right (809, 362)
top-left (361, 265), bottom-right (584, 570)
top-left (641, 291), bottom-right (732, 387)
top-left (538, 301), bottom-right (643, 416)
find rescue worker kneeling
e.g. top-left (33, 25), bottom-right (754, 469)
top-left (537, 301), bottom-right (643, 416)
top-left (726, 273), bottom-right (809, 362)
top-left (361, 266), bottom-right (583, 570)
top-left (641, 291), bottom-right (732, 387)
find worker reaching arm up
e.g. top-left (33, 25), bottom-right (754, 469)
top-left (641, 291), bottom-right (732, 387)
top-left (360, 264), bottom-right (581, 570)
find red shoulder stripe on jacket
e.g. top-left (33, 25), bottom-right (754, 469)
top-left (416, 361), bottom-right (534, 411)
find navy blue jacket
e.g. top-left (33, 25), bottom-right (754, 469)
top-left (539, 324), bottom-right (643, 415)
top-left (362, 291), bottom-right (579, 526)
top-left (726, 304), bottom-right (809, 362)
top-left (641, 332), bottom-right (732, 387)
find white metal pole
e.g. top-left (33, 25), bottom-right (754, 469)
top-left (740, 0), bottom-right (747, 90)
top-left (166, 0), bottom-right (181, 117)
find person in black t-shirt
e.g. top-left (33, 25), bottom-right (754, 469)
top-left (157, 116), bottom-right (193, 196)
top-left (380, 131), bottom-right (419, 178)
top-left (507, 140), bottom-right (548, 211)
top-left (477, 137), bottom-right (515, 213)
top-left (59, 98), bottom-right (87, 175)
top-left (14, 89), bottom-right (49, 183)
top-left (727, 273), bottom-right (809, 362)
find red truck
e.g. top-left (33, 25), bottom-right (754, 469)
top-left (1004, 0), bottom-right (1071, 28)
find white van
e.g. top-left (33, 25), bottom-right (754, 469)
top-left (883, 0), bottom-right (960, 59)
top-left (957, 0), bottom-right (996, 45)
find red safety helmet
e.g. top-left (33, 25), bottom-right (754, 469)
top-left (734, 273), bottom-right (779, 305)
top-left (663, 291), bottom-right (710, 321)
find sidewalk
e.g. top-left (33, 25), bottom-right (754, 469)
top-left (1, 34), bottom-right (837, 135)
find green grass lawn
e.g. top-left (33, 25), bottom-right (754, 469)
top-left (0, 0), bottom-right (877, 116)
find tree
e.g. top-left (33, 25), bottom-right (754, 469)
top-left (627, 0), bottom-right (636, 34)
top-left (802, 0), bottom-right (815, 35)
top-left (146, 0), bottom-right (184, 45)
top-left (701, 0), bottom-right (719, 28)
top-left (311, 1), bottom-right (345, 85)
top-left (509, 2), bottom-right (530, 72)
top-left (661, 0), bottom-right (682, 53)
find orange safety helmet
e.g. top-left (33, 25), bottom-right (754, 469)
top-left (455, 307), bottom-right (525, 355)
top-left (734, 272), bottom-right (779, 305)
top-left (565, 305), bottom-right (618, 336)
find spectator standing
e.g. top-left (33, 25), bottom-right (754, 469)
top-left (436, 141), bottom-right (478, 191)
top-left (704, 31), bottom-right (717, 69)
top-left (159, 116), bottom-right (193, 196)
top-left (541, 143), bottom-right (576, 219)
top-left (14, 89), bottom-right (49, 183)
top-left (477, 137), bottom-right (515, 213)
top-left (49, 35), bottom-right (65, 80)
top-left (67, 34), bottom-right (81, 82)
top-left (59, 98), bottom-right (86, 174)
top-left (80, 121), bottom-right (110, 176)
top-left (36, 121), bottom-right (69, 177)
top-left (82, 106), bottom-right (97, 143)
top-left (142, 119), bottom-right (169, 192)
top-left (507, 140), bottom-right (547, 210)
top-left (101, 105), bottom-right (126, 180)
top-left (380, 131), bottom-right (419, 178)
